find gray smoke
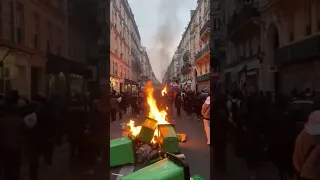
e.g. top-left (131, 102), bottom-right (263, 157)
top-left (153, 0), bottom-right (181, 79)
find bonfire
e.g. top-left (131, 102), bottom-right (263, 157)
top-left (127, 81), bottom-right (169, 143)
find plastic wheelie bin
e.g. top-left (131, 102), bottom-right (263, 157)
top-left (137, 117), bottom-right (158, 143)
top-left (110, 136), bottom-right (135, 167)
top-left (158, 124), bottom-right (179, 153)
top-left (121, 153), bottom-right (190, 180)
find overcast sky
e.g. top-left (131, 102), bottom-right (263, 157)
top-left (128, 0), bottom-right (197, 81)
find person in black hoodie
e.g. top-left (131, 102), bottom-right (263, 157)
top-left (27, 94), bottom-right (54, 180)
top-left (0, 90), bottom-right (36, 180)
top-left (194, 92), bottom-right (203, 122)
top-left (175, 93), bottom-right (182, 117)
top-left (66, 99), bottom-right (88, 170)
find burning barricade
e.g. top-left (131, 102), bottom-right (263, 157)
top-left (110, 82), bottom-right (202, 179)
top-left (110, 82), bottom-right (183, 167)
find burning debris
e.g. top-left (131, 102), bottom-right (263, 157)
top-left (111, 82), bottom-right (186, 167)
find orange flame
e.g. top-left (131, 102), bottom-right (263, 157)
top-left (127, 120), bottom-right (142, 137)
top-left (161, 86), bottom-right (167, 96)
top-left (127, 81), bottom-right (169, 143)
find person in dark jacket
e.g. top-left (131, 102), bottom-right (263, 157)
top-left (110, 94), bottom-right (119, 122)
top-left (194, 92), bottom-right (203, 122)
top-left (211, 91), bottom-right (228, 177)
top-left (0, 90), bottom-right (35, 180)
top-left (66, 100), bottom-right (88, 170)
top-left (175, 94), bottom-right (182, 117)
top-left (184, 92), bottom-right (193, 119)
top-left (27, 95), bottom-right (54, 180)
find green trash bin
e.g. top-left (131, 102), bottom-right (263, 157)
top-left (121, 153), bottom-right (190, 180)
top-left (137, 117), bottom-right (158, 143)
top-left (191, 175), bottom-right (205, 180)
top-left (158, 124), bottom-right (179, 153)
top-left (110, 136), bottom-right (135, 167)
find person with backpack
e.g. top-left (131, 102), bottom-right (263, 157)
top-left (293, 110), bottom-right (320, 180)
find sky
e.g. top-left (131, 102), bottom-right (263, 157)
top-left (128, 0), bottom-right (197, 81)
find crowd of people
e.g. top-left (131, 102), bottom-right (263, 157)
top-left (0, 90), bottom-right (112, 180)
top-left (210, 88), bottom-right (320, 180)
top-left (3, 85), bottom-right (318, 180)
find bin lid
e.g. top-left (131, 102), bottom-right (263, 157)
top-left (121, 158), bottom-right (184, 180)
top-left (159, 124), bottom-right (177, 138)
top-left (110, 136), bottom-right (132, 147)
top-left (142, 117), bottom-right (158, 130)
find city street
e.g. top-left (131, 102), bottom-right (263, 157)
top-left (110, 107), bottom-right (211, 180)
top-left (16, 107), bottom-right (281, 180)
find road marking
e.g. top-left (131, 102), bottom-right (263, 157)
top-left (116, 165), bottom-right (134, 180)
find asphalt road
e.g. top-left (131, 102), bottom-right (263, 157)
top-left (16, 106), bottom-right (282, 180)
top-left (109, 108), bottom-right (211, 180)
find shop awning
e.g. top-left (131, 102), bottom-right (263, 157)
top-left (124, 78), bottom-right (138, 85)
top-left (46, 53), bottom-right (91, 77)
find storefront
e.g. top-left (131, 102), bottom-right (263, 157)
top-left (197, 81), bottom-right (210, 92)
top-left (46, 53), bottom-right (89, 96)
top-left (124, 78), bottom-right (139, 93)
top-left (1, 43), bottom-right (46, 99)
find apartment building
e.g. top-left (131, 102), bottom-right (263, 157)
top-left (127, 0), bottom-right (142, 93)
top-left (193, 0), bottom-right (210, 91)
top-left (164, 0), bottom-right (210, 92)
top-left (178, 22), bottom-right (192, 91)
top-left (110, 0), bottom-right (131, 92)
top-left (0, 0), bottom-right (67, 99)
top-left (223, 0), bottom-right (320, 93)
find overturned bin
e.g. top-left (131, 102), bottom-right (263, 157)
top-left (121, 153), bottom-right (190, 180)
top-left (110, 136), bottom-right (135, 167)
top-left (137, 117), bottom-right (158, 143)
top-left (158, 124), bottom-right (179, 154)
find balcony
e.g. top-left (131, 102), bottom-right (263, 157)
top-left (194, 44), bottom-right (210, 64)
top-left (196, 73), bottom-right (210, 82)
top-left (200, 20), bottom-right (210, 40)
top-left (227, 4), bottom-right (260, 41)
top-left (180, 62), bottom-right (192, 74)
top-left (183, 50), bottom-right (190, 61)
top-left (275, 35), bottom-right (320, 65)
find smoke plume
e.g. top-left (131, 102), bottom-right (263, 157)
top-left (150, 0), bottom-right (182, 79)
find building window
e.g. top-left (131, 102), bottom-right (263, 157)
top-left (114, 62), bottom-right (118, 76)
top-left (16, 4), bottom-right (25, 44)
top-left (33, 13), bottom-right (40, 48)
top-left (110, 60), bottom-right (113, 75)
